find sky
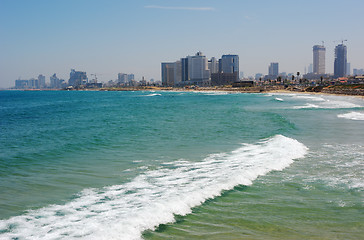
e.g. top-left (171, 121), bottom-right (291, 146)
top-left (1, 0), bottom-right (364, 88)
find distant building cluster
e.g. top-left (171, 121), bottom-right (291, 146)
top-left (267, 42), bottom-right (362, 83)
top-left (161, 52), bottom-right (239, 87)
top-left (353, 68), bottom-right (364, 75)
top-left (117, 73), bottom-right (135, 86)
top-left (104, 73), bottom-right (157, 87)
top-left (15, 74), bottom-right (47, 89)
top-left (14, 73), bottom-right (67, 90)
top-left (13, 69), bottom-right (158, 90)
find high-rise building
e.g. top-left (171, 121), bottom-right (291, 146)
top-left (187, 52), bottom-right (210, 85)
top-left (38, 74), bottom-right (46, 88)
top-left (181, 57), bottom-right (189, 82)
top-left (174, 60), bottom-right (182, 84)
top-left (255, 73), bottom-right (263, 80)
top-left (346, 62), bottom-right (351, 76)
top-left (15, 79), bottom-right (29, 89)
top-left (220, 55), bottom-right (239, 73)
top-left (50, 73), bottom-right (63, 89)
top-left (220, 55), bottom-right (239, 80)
top-left (208, 57), bottom-right (219, 74)
top-left (28, 78), bottom-right (39, 89)
top-left (69, 69), bottom-right (88, 86)
top-left (161, 62), bottom-right (175, 86)
top-left (353, 68), bottom-right (364, 75)
top-left (218, 55), bottom-right (239, 82)
top-left (334, 44), bottom-right (347, 78)
top-left (268, 62), bottom-right (279, 77)
top-left (313, 45), bottom-right (325, 74)
top-left (118, 73), bottom-right (128, 84)
top-left (128, 74), bottom-right (135, 81)
top-left (308, 63), bottom-right (313, 74)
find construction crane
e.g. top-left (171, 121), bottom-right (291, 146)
top-left (333, 39), bottom-right (348, 45)
top-left (90, 74), bottom-right (98, 83)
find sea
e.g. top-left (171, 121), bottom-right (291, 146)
top-left (0, 90), bottom-right (363, 240)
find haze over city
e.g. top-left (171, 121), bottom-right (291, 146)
top-left (1, 0), bottom-right (363, 88)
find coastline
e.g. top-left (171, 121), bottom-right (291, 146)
top-left (5, 85), bottom-right (364, 99)
top-left (98, 85), bottom-right (364, 99)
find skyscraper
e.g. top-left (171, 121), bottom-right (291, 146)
top-left (69, 69), bottom-right (88, 87)
top-left (181, 57), bottom-right (189, 82)
top-left (220, 55), bottom-right (239, 81)
top-left (269, 62), bottom-right (279, 77)
top-left (118, 73), bottom-right (128, 84)
top-left (208, 57), bottom-right (219, 74)
top-left (161, 62), bottom-right (175, 86)
top-left (187, 52), bottom-right (210, 85)
top-left (128, 74), bottom-right (135, 81)
top-left (334, 44), bottom-right (347, 78)
top-left (313, 45), bottom-right (325, 74)
top-left (174, 60), bottom-right (182, 84)
top-left (50, 73), bottom-right (62, 89)
top-left (220, 55), bottom-right (239, 73)
top-left (38, 74), bottom-right (46, 88)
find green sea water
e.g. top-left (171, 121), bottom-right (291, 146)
top-left (0, 90), bottom-right (363, 239)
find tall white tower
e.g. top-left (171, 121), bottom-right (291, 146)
top-left (187, 52), bottom-right (210, 84)
top-left (313, 45), bottom-right (326, 74)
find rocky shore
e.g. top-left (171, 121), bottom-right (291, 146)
top-left (99, 84), bottom-right (364, 97)
top-left (320, 85), bottom-right (364, 96)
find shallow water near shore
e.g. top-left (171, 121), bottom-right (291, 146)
top-left (0, 90), bottom-right (363, 239)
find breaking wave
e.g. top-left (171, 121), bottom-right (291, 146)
top-left (337, 112), bottom-right (364, 121)
top-left (0, 135), bottom-right (308, 240)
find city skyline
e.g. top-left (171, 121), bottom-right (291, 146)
top-left (1, 0), bottom-right (364, 88)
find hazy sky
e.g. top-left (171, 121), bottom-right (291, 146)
top-left (1, 0), bottom-right (363, 88)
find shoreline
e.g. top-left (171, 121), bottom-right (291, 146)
top-left (4, 85), bottom-right (364, 99)
top-left (98, 85), bottom-right (364, 99)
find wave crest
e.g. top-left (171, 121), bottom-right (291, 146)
top-left (338, 112), bottom-right (364, 121)
top-left (0, 135), bottom-right (308, 240)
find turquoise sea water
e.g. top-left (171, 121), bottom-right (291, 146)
top-left (0, 90), bottom-right (363, 239)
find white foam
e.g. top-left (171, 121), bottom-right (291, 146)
top-left (337, 112), bottom-right (364, 121)
top-left (274, 98), bottom-right (284, 102)
top-left (270, 93), bottom-right (363, 110)
top-left (319, 100), bottom-right (361, 109)
top-left (197, 91), bottom-right (230, 96)
top-left (0, 135), bottom-right (308, 240)
top-left (144, 93), bottom-right (162, 97)
top-left (310, 144), bottom-right (364, 191)
top-left (293, 99), bottom-right (361, 109)
top-left (293, 103), bottom-right (320, 109)
top-left (293, 95), bottom-right (326, 102)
